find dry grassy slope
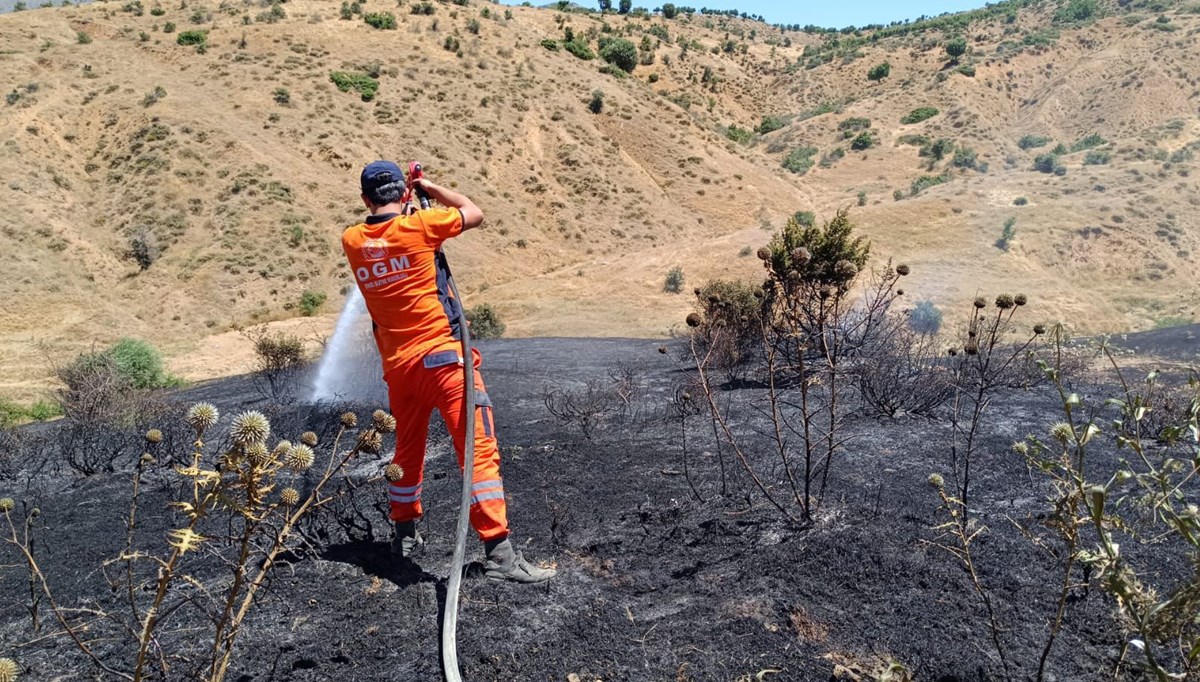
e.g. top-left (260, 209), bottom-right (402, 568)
top-left (0, 0), bottom-right (1197, 398)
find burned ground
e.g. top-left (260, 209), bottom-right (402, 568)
top-left (1, 337), bottom-right (1197, 681)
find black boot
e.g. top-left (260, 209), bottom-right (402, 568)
top-left (390, 520), bottom-right (424, 559)
top-left (484, 537), bottom-right (557, 584)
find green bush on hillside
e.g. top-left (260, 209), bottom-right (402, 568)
top-left (363, 12), bottom-right (396, 29)
top-left (330, 71), bottom-right (379, 101)
top-left (176, 30), bottom-right (206, 46)
top-left (901, 107), bottom-right (939, 124)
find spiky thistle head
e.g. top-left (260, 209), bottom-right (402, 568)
top-left (818, 285), bottom-right (835, 299)
top-left (272, 440), bottom-right (292, 458)
top-left (300, 431), bottom-right (318, 447)
top-left (685, 313), bottom-right (702, 328)
top-left (230, 411), bottom-right (270, 446)
top-left (340, 412), bottom-right (358, 428)
top-left (756, 246), bottom-right (771, 261)
top-left (360, 431), bottom-right (383, 454)
top-left (186, 402), bottom-right (219, 433)
top-left (1012, 441), bottom-right (1029, 456)
top-left (384, 463), bottom-right (404, 482)
top-left (0, 657), bottom-right (18, 682)
top-left (372, 410), bottom-right (396, 434)
top-left (896, 289), bottom-right (904, 297)
top-left (1050, 422), bottom-right (1074, 443)
top-left (1014, 293), bottom-right (1028, 306)
top-left (995, 294), bottom-right (1015, 310)
top-left (279, 488), bottom-right (300, 506)
top-left (973, 297), bottom-right (987, 309)
top-left (145, 429), bottom-right (163, 444)
top-left (284, 444), bottom-right (315, 471)
top-left (965, 343), bottom-right (979, 356)
top-left (246, 442), bottom-right (271, 467)
top-left (1034, 324), bottom-right (1047, 335)
top-left (895, 263), bottom-right (910, 276)
top-left (0, 498), bottom-right (14, 513)
top-left (927, 473), bottom-right (944, 488)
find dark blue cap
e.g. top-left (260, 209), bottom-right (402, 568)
top-left (360, 160), bottom-right (405, 194)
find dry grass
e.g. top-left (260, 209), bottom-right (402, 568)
top-left (0, 1), bottom-right (1197, 396)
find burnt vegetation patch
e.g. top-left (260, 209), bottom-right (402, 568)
top-left (3, 208), bottom-right (1198, 680)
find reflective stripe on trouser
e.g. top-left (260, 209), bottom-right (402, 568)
top-left (384, 346), bottom-right (509, 542)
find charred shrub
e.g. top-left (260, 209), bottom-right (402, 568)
top-left (858, 324), bottom-right (953, 418)
top-left (543, 378), bottom-right (616, 439)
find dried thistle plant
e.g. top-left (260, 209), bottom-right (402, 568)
top-left (10, 405), bottom-right (387, 682)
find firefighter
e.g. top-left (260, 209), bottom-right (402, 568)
top-left (341, 160), bottom-right (555, 584)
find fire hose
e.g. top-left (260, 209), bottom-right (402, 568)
top-left (408, 162), bottom-right (473, 682)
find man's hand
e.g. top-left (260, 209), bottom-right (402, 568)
top-left (411, 178), bottom-right (483, 230)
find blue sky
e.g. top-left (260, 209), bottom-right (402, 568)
top-left (504, 1), bottom-right (993, 29)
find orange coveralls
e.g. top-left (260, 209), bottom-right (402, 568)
top-left (342, 207), bottom-right (508, 541)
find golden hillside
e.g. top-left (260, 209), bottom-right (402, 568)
top-left (1, 0), bottom-right (1198, 396)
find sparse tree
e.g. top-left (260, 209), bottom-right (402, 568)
top-left (945, 37), bottom-right (967, 62)
top-left (867, 61), bottom-right (890, 82)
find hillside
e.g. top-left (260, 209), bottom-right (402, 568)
top-left (1, 0), bottom-right (1198, 397)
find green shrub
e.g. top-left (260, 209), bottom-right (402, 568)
top-left (663, 266), bottom-right (685, 293)
top-left (945, 37), bottom-right (967, 61)
top-left (443, 35), bottom-right (460, 52)
top-left (1033, 152), bottom-right (1064, 174)
top-left (150, 5), bottom-right (164, 15)
top-left (867, 61), bottom-right (890, 82)
top-left (363, 12), bottom-right (396, 29)
top-left (661, 2), bottom-right (677, 18)
top-left (757, 115), bottom-right (786, 134)
top-left (725, 125), bottom-right (752, 144)
top-left (109, 338), bottom-right (168, 389)
top-left (898, 134), bottom-right (929, 147)
top-left (838, 117), bottom-right (871, 135)
top-left (1069, 133), bottom-right (1106, 152)
top-left (956, 64), bottom-right (975, 77)
top-left (176, 30), bottom-right (206, 46)
top-left (163, 21), bottom-right (175, 32)
top-left (782, 146), bottom-right (818, 174)
top-left (849, 131), bottom-right (875, 151)
top-left (766, 208), bottom-right (869, 289)
top-left (920, 138), bottom-right (955, 161)
top-left (600, 37), bottom-right (637, 72)
top-left (564, 38), bottom-right (595, 59)
top-left (952, 146), bottom-right (977, 169)
top-left (410, 1), bottom-right (434, 14)
top-left (273, 87), bottom-right (290, 105)
top-left (996, 216), bottom-right (1017, 251)
top-left (329, 71), bottom-right (379, 101)
top-left (466, 303), bottom-right (506, 339)
top-left (0, 399), bottom-right (63, 428)
top-left (465, 17), bottom-right (480, 34)
top-left (1018, 134), bottom-right (1050, 150)
top-left (1013, 196), bottom-right (1028, 206)
top-left (540, 38), bottom-right (560, 51)
top-left (77, 31), bottom-right (93, 44)
top-left (1084, 149), bottom-right (1110, 165)
top-left (588, 89), bottom-right (604, 114)
top-left (901, 107), bottom-right (939, 124)
top-left (857, 190), bottom-right (867, 206)
top-left (1055, 0), bottom-right (1098, 23)
top-left (299, 290), bottom-right (326, 316)
top-left (910, 174), bottom-right (947, 195)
